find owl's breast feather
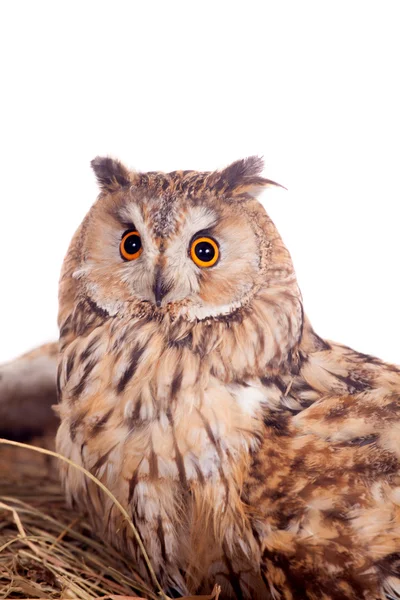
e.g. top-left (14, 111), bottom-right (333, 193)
top-left (56, 318), bottom-right (268, 594)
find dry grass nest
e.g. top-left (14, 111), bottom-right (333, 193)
top-left (0, 437), bottom-right (220, 600)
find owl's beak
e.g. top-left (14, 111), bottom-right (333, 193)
top-left (153, 267), bottom-right (171, 308)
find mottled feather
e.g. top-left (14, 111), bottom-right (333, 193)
top-left (2, 157), bottom-right (400, 600)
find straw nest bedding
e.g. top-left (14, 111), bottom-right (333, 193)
top-left (0, 436), bottom-right (220, 600)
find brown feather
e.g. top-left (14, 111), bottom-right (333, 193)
top-left (3, 156), bottom-right (400, 599)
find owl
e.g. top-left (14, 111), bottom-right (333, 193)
top-left (2, 156), bottom-right (400, 600)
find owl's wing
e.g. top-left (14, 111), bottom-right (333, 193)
top-left (252, 339), bottom-right (400, 599)
top-left (253, 410), bottom-right (400, 598)
top-left (0, 342), bottom-right (58, 439)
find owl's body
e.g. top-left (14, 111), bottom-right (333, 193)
top-left (3, 157), bottom-right (400, 599)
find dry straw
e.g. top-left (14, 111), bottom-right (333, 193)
top-left (0, 438), bottom-right (220, 600)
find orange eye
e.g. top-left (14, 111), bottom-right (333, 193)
top-left (190, 236), bottom-right (219, 268)
top-left (120, 230), bottom-right (143, 261)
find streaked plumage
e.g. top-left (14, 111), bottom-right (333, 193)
top-left (2, 156), bottom-right (400, 599)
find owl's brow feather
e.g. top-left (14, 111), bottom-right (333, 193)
top-left (119, 221), bottom-right (138, 233)
top-left (189, 225), bottom-right (220, 241)
top-left (110, 193), bottom-right (221, 244)
top-left (105, 200), bottom-right (133, 229)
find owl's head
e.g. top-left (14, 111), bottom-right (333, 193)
top-left (68, 156), bottom-right (298, 323)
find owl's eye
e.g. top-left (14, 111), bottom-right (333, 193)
top-left (190, 236), bottom-right (219, 268)
top-left (120, 230), bottom-right (143, 261)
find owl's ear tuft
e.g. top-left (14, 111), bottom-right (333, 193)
top-left (91, 156), bottom-right (131, 192)
top-left (222, 156), bottom-right (264, 187)
top-left (218, 156), bottom-right (284, 197)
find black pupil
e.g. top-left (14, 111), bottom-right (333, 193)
top-left (195, 240), bottom-right (215, 262)
top-left (123, 233), bottom-right (141, 256)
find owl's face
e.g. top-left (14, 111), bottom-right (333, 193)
top-left (72, 157), bottom-right (290, 322)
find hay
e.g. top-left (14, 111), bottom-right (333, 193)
top-left (0, 438), bottom-right (220, 600)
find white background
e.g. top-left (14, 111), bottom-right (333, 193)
top-left (0, 1), bottom-right (399, 364)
